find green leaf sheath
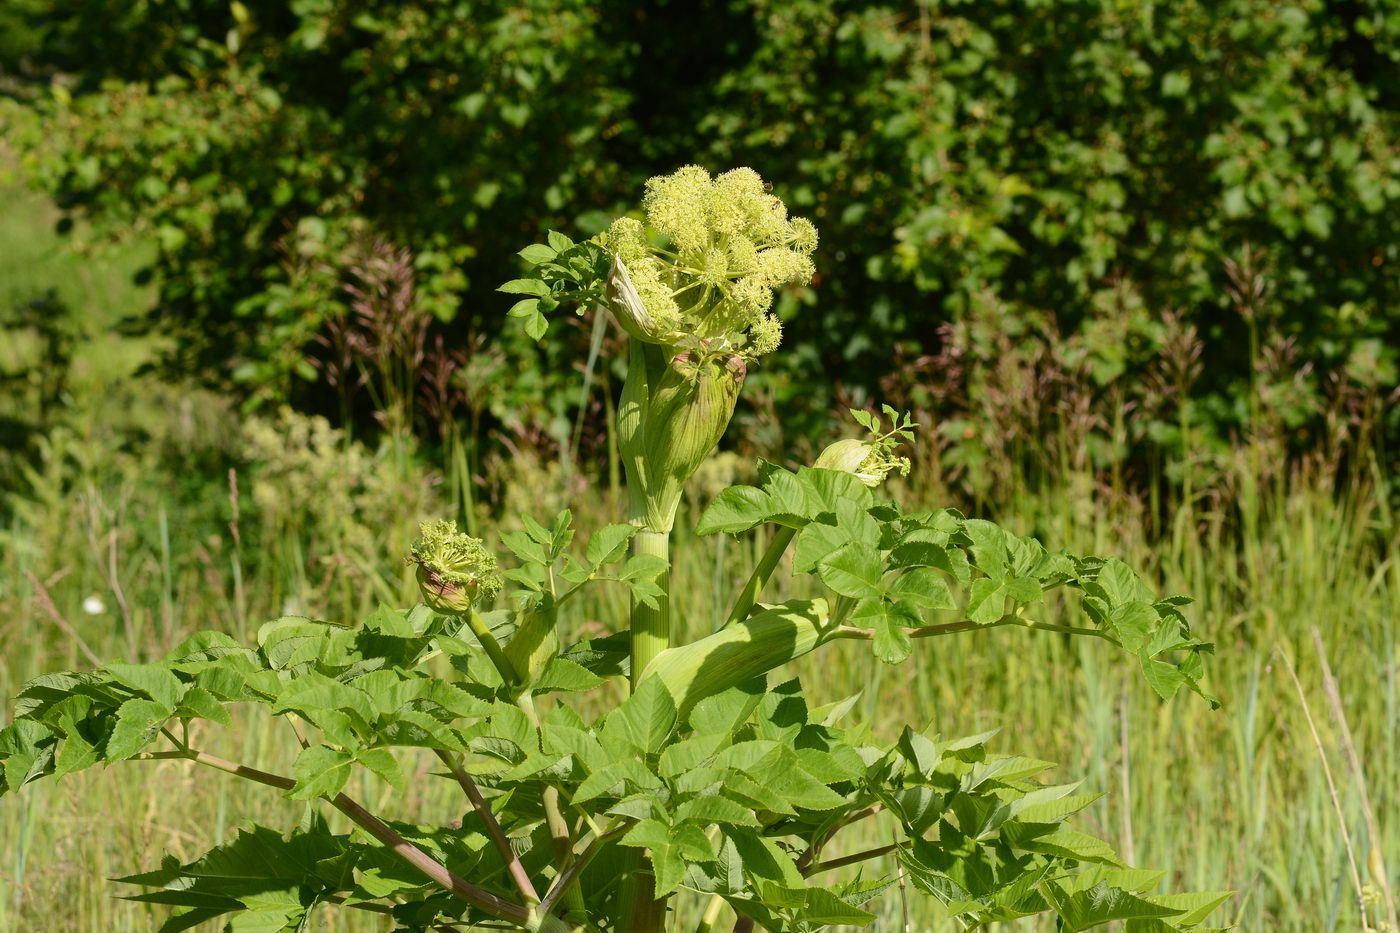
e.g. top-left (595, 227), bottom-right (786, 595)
top-left (641, 600), bottom-right (829, 715)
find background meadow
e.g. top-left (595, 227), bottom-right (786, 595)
top-left (1, 2), bottom-right (1397, 930)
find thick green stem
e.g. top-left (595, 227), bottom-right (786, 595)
top-left (619, 527), bottom-right (672, 933)
top-left (697, 894), bottom-right (728, 933)
top-left (720, 525), bottom-right (795, 631)
top-left (617, 865), bottom-right (668, 933)
top-left (542, 786), bottom-right (586, 921)
top-left (628, 529), bottom-right (671, 687)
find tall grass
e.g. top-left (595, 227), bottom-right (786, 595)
top-left (1, 178), bottom-right (1395, 931)
top-left (2, 443), bottom-right (1392, 931)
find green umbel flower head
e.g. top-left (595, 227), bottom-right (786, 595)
top-left (813, 439), bottom-right (910, 488)
top-left (604, 166), bottom-right (816, 361)
top-left (409, 520), bottom-right (502, 614)
top-left (814, 409), bottom-right (917, 487)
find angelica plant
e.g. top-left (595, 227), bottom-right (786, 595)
top-left (0, 167), bottom-right (1229, 933)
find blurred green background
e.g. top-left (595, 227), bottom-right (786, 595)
top-left (0, 1), bottom-right (1397, 931)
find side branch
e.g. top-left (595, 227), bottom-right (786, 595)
top-left (833, 616), bottom-right (1121, 647)
top-left (796, 804), bottom-right (882, 875)
top-left (722, 525), bottom-right (797, 630)
top-left (151, 746), bottom-right (533, 926)
top-left (832, 619), bottom-right (1006, 640)
top-left (467, 609), bottom-right (523, 686)
top-left (806, 843), bottom-right (899, 875)
top-left (436, 749), bottom-right (541, 905)
top-left (539, 827), bottom-right (624, 916)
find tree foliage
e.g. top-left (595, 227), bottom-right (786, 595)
top-left (4, 0), bottom-right (1398, 452)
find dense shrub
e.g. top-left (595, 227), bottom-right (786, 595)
top-left (3, 0), bottom-right (1397, 473)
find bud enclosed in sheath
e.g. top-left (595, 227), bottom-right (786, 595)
top-left (620, 349), bottom-right (746, 533)
top-left (813, 437), bottom-right (910, 488)
top-left (639, 599), bottom-right (829, 715)
top-left (606, 257), bottom-right (680, 346)
top-left (408, 520), bottom-right (502, 614)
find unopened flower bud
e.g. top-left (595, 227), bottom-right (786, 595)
top-left (815, 439), bottom-right (876, 482)
top-left (409, 520), bottom-right (502, 614)
top-left (621, 350), bottom-right (747, 533)
top-left (606, 217), bottom-right (648, 265)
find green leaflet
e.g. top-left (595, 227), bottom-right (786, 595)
top-left (115, 820), bottom-right (352, 933)
top-left (695, 459), bottom-right (1216, 704)
top-left (600, 677), bottom-right (676, 756)
top-left (288, 745), bottom-right (356, 799)
top-left (105, 663), bottom-right (187, 710)
top-left (817, 541), bottom-right (885, 599)
top-left (106, 698), bottom-right (174, 762)
top-left (1043, 881), bottom-right (1186, 932)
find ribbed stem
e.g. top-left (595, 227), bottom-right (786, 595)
top-left (628, 529), bottom-right (671, 686)
top-left (720, 525), bottom-right (795, 631)
top-left (619, 526), bottom-right (671, 933)
top-left (617, 864), bottom-right (667, 933)
top-left (542, 786), bottom-right (586, 921)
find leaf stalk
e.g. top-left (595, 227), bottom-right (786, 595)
top-left (720, 525), bottom-right (796, 630)
top-left (435, 748), bottom-right (541, 905)
top-left (143, 744), bottom-right (544, 928)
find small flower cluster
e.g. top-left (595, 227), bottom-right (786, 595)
top-left (605, 165), bottom-right (817, 359)
top-left (814, 407), bottom-right (917, 487)
top-left (408, 519), bottom-right (502, 613)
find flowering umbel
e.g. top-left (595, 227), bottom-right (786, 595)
top-left (501, 166), bottom-right (819, 533)
top-left (604, 166), bottom-right (816, 360)
top-left (409, 520), bottom-right (502, 614)
top-left (605, 167), bottom-right (818, 532)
